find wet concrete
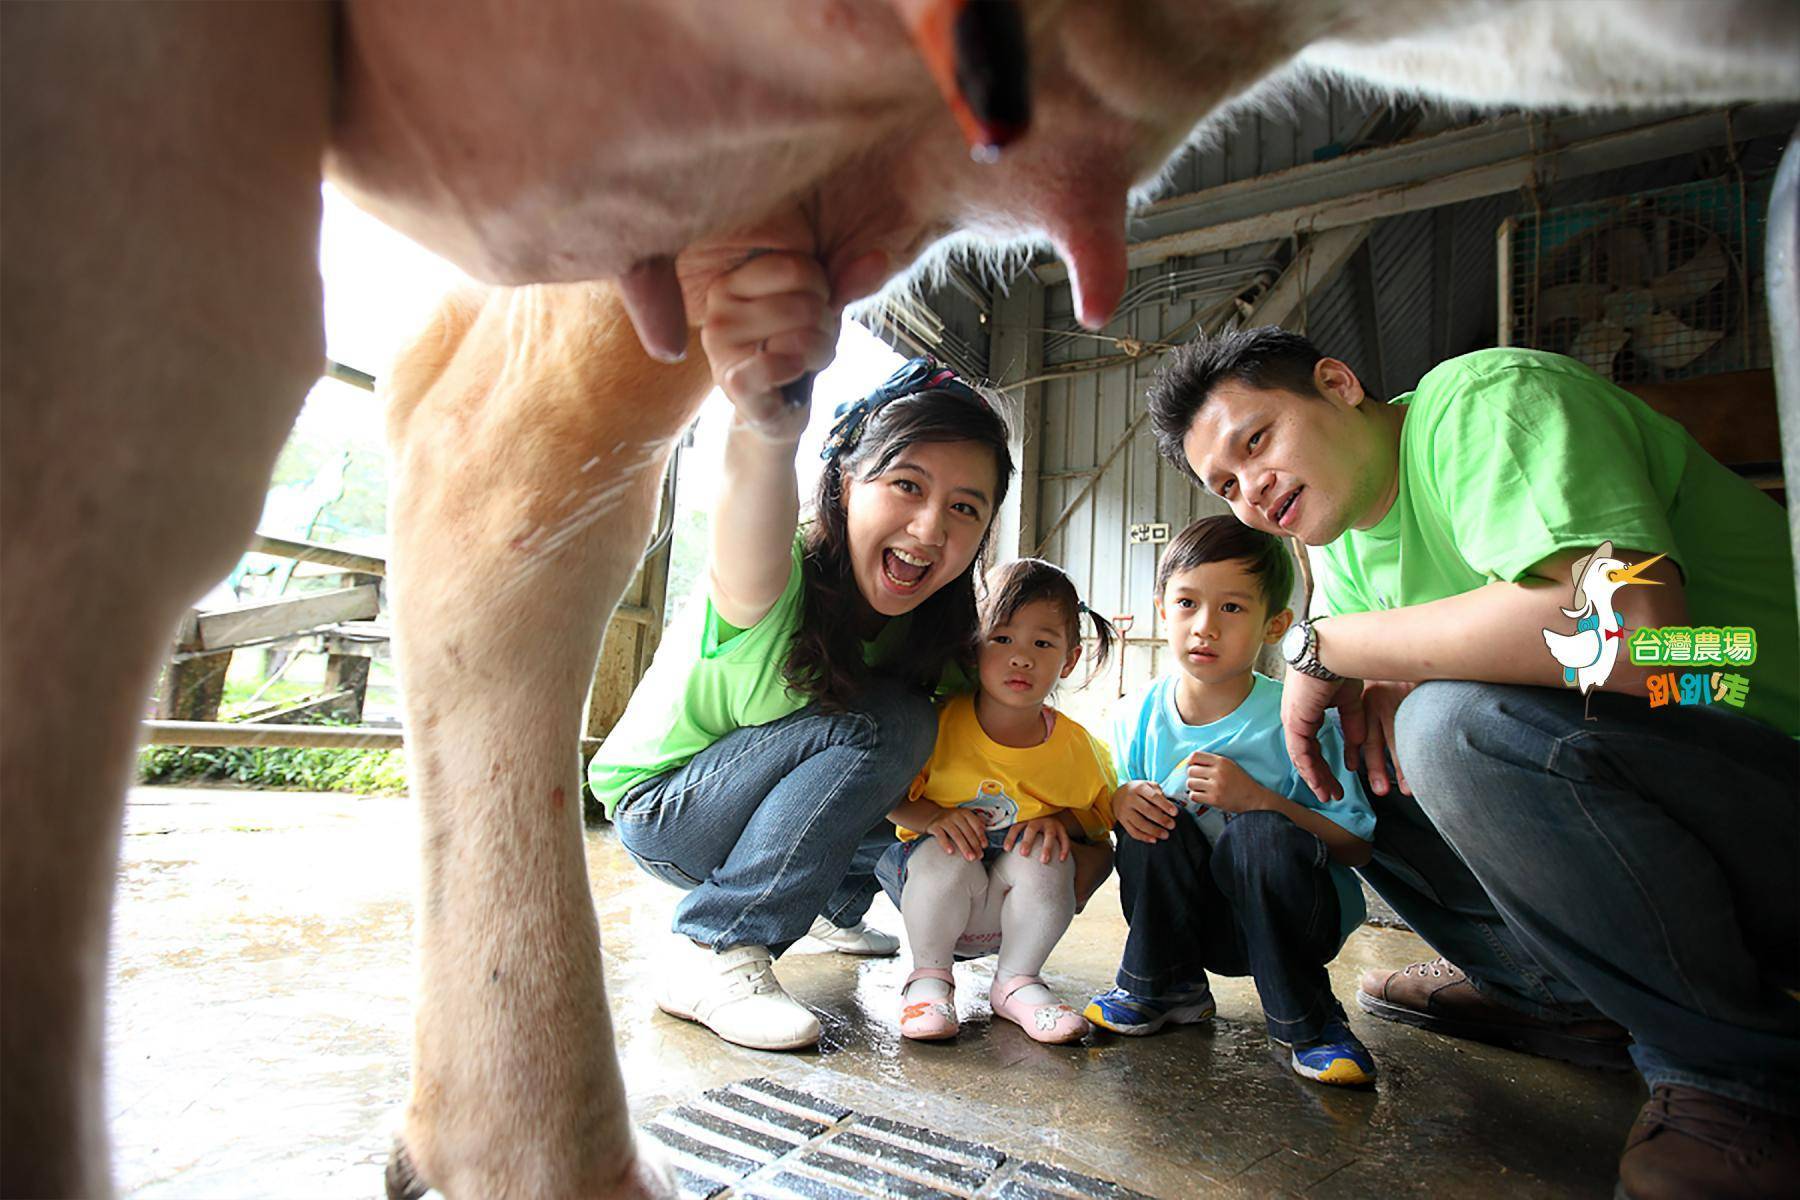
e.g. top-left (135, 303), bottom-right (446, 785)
top-left (108, 787), bottom-right (1646, 1197)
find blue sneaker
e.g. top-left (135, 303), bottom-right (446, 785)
top-left (1286, 1022), bottom-right (1377, 1086)
top-left (1083, 983), bottom-right (1215, 1035)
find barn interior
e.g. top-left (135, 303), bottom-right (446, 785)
top-left (124, 87), bottom-right (1798, 1199)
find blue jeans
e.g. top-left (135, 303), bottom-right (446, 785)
top-left (611, 677), bottom-right (936, 955)
top-left (1370, 680), bottom-right (1800, 1114)
top-left (1113, 809), bottom-right (1346, 1045)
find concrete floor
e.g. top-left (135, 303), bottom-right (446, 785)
top-left (107, 787), bottom-right (1646, 1198)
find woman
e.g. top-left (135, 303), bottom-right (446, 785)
top-left (589, 252), bottom-right (1014, 1050)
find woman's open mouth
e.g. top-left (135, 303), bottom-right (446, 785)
top-left (1273, 487), bottom-right (1303, 529)
top-left (881, 547), bottom-right (933, 591)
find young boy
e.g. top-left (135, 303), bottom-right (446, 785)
top-left (1085, 515), bottom-right (1379, 1086)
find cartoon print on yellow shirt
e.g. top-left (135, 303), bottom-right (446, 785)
top-left (959, 779), bottom-right (1019, 829)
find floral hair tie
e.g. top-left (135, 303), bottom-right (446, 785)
top-left (820, 356), bottom-right (983, 461)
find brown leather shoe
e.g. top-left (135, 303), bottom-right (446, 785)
top-left (1616, 1085), bottom-right (1800, 1199)
top-left (1357, 958), bottom-right (1633, 1069)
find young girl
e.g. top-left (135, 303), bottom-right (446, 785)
top-left (881, 558), bottom-right (1118, 1044)
top-left (588, 252), bottom-right (1016, 1052)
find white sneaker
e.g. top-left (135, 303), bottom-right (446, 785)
top-left (806, 915), bottom-right (900, 957)
top-left (656, 941), bottom-right (820, 1051)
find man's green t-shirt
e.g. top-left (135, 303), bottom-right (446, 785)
top-left (1315, 348), bottom-right (1797, 737)
top-left (587, 533), bottom-right (949, 816)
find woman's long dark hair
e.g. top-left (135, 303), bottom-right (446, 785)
top-left (979, 558), bottom-right (1117, 687)
top-left (785, 387), bottom-right (1014, 709)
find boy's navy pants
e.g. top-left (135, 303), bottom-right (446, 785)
top-left (1114, 808), bottom-right (1345, 1045)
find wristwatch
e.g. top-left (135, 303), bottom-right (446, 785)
top-left (1281, 616), bottom-right (1341, 682)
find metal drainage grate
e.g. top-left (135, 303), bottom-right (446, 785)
top-left (642, 1077), bottom-right (1157, 1200)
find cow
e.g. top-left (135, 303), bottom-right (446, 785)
top-left (3, 2), bottom-right (1796, 1197)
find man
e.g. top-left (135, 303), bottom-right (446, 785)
top-left (1146, 327), bottom-right (1798, 1198)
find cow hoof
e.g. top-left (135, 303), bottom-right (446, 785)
top-left (379, 1130), bottom-right (673, 1198)
top-left (622, 1131), bottom-right (680, 1200)
top-left (385, 1136), bottom-right (429, 1200)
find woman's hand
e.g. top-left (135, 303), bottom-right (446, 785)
top-left (926, 807), bottom-right (989, 861)
top-left (698, 251), bottom-right (838, 436)
top-left (1186, 752), bottom-right (1272, 815)
top-left (1112, 780), bottom-right (1178, 843)
top-left (1003, 815), bottom-right (1071, 864)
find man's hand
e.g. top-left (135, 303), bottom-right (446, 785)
top-left (1186, 752), bottom-right (1272, 815)
top-left (1358, 680), bottom-right (1417, 796)
top-left (1003, 815), bottom-right (1071, 864)
top-left (1282, 672), bottom-right (1364, 804)
top-left (1113, 780), bottom-right (1178, 843)
top-left (926, 807), bottom-right (989, 861)
top-left (699, 251), bottom-right (837, 436)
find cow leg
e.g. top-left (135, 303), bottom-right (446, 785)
top-left (0, 5), bottom-right (332, 1195)
top-left (383, 284), bottom-right (712, 1197)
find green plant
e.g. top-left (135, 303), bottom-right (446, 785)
top-left (136, 740), bottom-right (408, 793)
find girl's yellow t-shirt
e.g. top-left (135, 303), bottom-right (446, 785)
top-left (900, 694), bottom-right (1117, 842)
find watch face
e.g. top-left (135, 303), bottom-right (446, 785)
top-left (1281, 622), bottom-right (1307, 662)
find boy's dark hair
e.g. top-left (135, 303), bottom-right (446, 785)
top-left (1146, 326), bottom-right (1333, 483)
top-left (979, 557), bottom-right (1116, 682)
top-left (1155, 515), bottom-right (1295, 616)
top-left (787, 386), bottom-right (1015, 709)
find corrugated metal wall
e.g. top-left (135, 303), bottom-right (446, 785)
top-left (1034, 291), bottom-right (1249, 723)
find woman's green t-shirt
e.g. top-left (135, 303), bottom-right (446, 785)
top-left (587, 533), bottom-right (950, 815)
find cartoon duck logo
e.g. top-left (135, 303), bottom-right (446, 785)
top-left (1542, 541), bottom-right (1664, 718)
top-left (959, 779), bottom-right (1018, 829)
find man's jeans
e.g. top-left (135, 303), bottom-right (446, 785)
top-left (1114, 809), bottom-right (1345, 1045)
top-left (612, 678), bottom-right (936, 955)
top-left (1371, 680), bottom-right (1800, 1114)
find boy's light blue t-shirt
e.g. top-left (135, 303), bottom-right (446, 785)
top-left (1110, 672), bottom-right (1374, 947)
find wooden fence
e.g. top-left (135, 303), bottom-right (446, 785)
top-left (146, 534), bottom-right (394, 747)
top-left (144, 529), bottom-right (650, 755)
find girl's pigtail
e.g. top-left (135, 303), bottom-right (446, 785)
top-left (1077, 600), bottom-right (1116, 678)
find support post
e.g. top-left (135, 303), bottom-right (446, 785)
top-left (321, 655), bottom-right (371, 722)
top-left (154, 610), bottom-right (230, 721)
top-left (1350, 238), bottom-right (1388, 396)
top-left (1769, 127), bottom-right (1800, 616)
top-left (990, 277), bottom-right (1044, 560)
top-left (319, 572), bottom-right (379, 721)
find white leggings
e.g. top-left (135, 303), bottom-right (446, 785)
top-left (899, 843), bottom-right (1077, 982)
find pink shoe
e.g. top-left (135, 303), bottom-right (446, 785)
top-left (899, 968), bottom-right (959, 1041)
top-left (990, 975), bottom-right (1091, 1044)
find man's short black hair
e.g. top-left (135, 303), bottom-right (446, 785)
top-left (1146, 326), bottom-right (1329, 484)
top-left (1156, 514), bottom-right (1295, 616)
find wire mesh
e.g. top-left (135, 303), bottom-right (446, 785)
top-left (1502, 175), bottom-right (1772, 385)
